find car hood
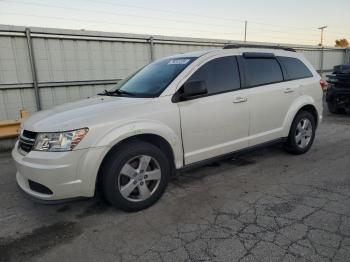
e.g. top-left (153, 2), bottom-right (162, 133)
top-left (23, 96), bottom-right (152, 132)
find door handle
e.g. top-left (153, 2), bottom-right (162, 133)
top-left (284, 88), bottom-right (295, 93)
top-left (233, 96), bottom-right (248, 103)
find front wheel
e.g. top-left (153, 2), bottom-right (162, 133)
top-left (284, 111), bottom-right (316, 155)
top-left (101, 140), bottom-right (170, 212)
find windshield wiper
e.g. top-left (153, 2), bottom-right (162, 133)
top-left (114, 89), bottom-right (136, 96)
top-left (98, 89), bottom-right (114, 96)
top-left (98, 89), bottom-right (135, 97)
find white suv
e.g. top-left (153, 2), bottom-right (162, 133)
top-left (12, 45), bottom-right (323, 211)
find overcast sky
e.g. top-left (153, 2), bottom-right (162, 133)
top-left (0, 0), bottom-right (349, 46)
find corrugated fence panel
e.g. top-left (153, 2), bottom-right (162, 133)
top-left (39, 84), bottom-right (114, 110)
top-left (0, 36), bottom-right (32, 84)
top-left (33, 38), bottom-right (151, 83)
top-left (154, 43), bottom-right (217, 60)
top-left (323, 50), bottom-right (345, 71)
top-left (298, 50), bottom-right (322, 71)
top-left (122, 42), bottom-right (151, 76)
top-left (0, 25), bottom-right (348, 120)
top-left (0, 88), bottom-right (36, 119)
top-left (298, 49), bottom-right (345, 71)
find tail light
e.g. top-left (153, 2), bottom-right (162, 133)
top-left (320, 79), bottom-right (327, 90)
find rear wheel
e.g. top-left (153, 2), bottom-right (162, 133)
top-left (284, 111), bottom-right (316, 155)
top-left (101, 140), bottom-right (170, 212)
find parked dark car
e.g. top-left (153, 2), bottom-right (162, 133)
top-left (326, 64), bottom-right (350, 114)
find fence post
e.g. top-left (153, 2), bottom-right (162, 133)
top-left (25, 28), bottom-right (41, 111)
top-left (149, 36), bottom-right (155, 62)
top-left (345, 48), bottom-right (350, 64)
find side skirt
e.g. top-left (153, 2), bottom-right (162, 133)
top-left (177, 137), bottom-right (287, 173)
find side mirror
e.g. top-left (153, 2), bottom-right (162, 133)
top-left (182, 81), bottom-right (208, 99)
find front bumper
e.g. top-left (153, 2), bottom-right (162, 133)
top-left (12, 142), bottom-right (107, 201)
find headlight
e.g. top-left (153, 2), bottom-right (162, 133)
top-left (33, 128), bottom-right (89, 152)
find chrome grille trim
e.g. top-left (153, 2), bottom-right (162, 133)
top-left (19, 138), bottom-right (35, 145)
top-left (18, 130), bottom-right (37, 154)
top-left (19, 136), bottom-right (36, 142)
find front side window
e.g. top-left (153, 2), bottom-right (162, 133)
top-left (186, 56), bottom-right (241, 95)
top-left (243, 58), bottom-right (283, 87)
top-left (108, 57), bottom-right (197, 97)
top-left (278, 56), bottom-right (313, 80)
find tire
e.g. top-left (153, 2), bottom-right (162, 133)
top-left (101, 140), bottom-right (170, 212)
top-left (327, 101), bottom-right (340, 114)
top-left (284, 111), bottom-right (316, 155)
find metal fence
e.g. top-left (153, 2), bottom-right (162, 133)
top-left (0, 24), bottom-right (349, 120)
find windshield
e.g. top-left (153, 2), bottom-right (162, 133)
top-left (107, 57), bottom-right (197, 98)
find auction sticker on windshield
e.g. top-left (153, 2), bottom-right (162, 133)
top-left (168, 59), bottom-right (191, 65)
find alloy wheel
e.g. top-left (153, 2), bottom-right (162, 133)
top-left (118, 155), bottom-right (161, 202)
top-left (295, 118), bottom-right (313, 149)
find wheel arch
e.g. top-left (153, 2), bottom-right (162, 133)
top-left (297, 104), bottom-right (319, 127)
top-left (282, 97), bottom-right (320, 137)
top-left (95, 133), bottom-right (178, 196)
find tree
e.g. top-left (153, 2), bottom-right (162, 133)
top-left (335, 39), bottom-right (349, 47)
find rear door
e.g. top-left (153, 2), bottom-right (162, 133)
top-left (277, 56), bottom-right (316, 98)
top-left (177, 56), bottom-right (250, 165)
top-left (241, 53), bottom-right (299, 146)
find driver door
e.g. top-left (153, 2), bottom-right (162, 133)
top-left (176, 56), bottom-right (250, 165)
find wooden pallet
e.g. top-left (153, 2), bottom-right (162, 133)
top-left (0, 110), bottom-right (29, 139)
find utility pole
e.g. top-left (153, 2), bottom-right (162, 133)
top-left (244, 21), bottom-right (247, 43)
top-left (318, 25), bottom-right (327, 46)
top-left (318, 26), bottom-right (327, 77)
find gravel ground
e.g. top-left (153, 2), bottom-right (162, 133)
top-left (0, 109), bottom-right (350, 262)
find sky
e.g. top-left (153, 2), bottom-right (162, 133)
top-left (0, 0), bottom-right (349, 46)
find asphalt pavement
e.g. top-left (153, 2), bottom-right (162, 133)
top-left (0, 108), bottom-right (350, 262)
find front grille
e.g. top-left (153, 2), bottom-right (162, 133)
top-left (18, 130), bottom-right (37, 154)
top-left (28, 180), bottom-right (53, 195)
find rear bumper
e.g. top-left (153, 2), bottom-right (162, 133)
top-left (12, 142), bottom-right (107, 201)
top-left (326, 86), bottom-right (350, 101)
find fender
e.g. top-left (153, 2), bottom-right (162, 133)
top-left (75, 120), bottom-right (184, 197)
top-left (282, 95), bottom-right (318, 137)
top-left (93, 119), bottom-right (183, 169)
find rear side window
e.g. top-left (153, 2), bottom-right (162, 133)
top-left (243, 58), bottom-right (283, 87)
top-left (278, 56), bottom-right (313, 80)
top-left (187, 56), bottom-right (240, 95)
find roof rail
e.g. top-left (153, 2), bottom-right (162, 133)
top-left (223, 44), bottom-right (296, 52)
